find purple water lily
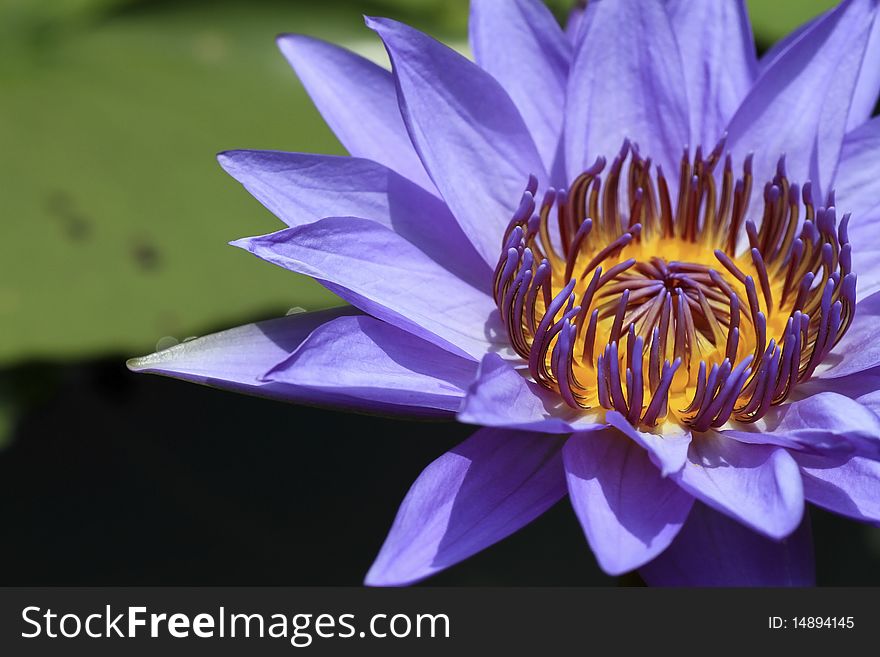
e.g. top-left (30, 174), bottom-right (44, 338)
top-left (129, 0), bottom-right (880, 586)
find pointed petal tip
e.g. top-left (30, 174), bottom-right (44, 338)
top-left (228, 236), bottom-right (255, 252)
top-left (275, 32), bottom-right (325, 57)
top-left (362, 576), bottom-right (388, 588)
top-left (275, 33), bottom-right (323, 69)
top-left (363, 567), bottom-right (425, 588)
top-left (275, 31), bottom-right (312, 42)
top-left (274, 32), bottom-right (295, 47)
top-left (363, 538), bottom-right (441, 587)
top-left (362, 568), bottom-right (384, 587)
top-left (125, 347), bottom-right (183, 375)
top-left (592, 555), bottom-right (639, 578)
top-left (125, 356), bottom-right (148, 373)
top-left (215, 150), bottom-right (241, 173)
top-left (363, 15), bottom-right (386, 31)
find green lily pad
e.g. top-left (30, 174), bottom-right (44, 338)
top-left (0, 0), bottom-right (467, 365)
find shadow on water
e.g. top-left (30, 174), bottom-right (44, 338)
top-left (0, 353), bottom-right (877, 585)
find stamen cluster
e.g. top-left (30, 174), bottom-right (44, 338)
top-left (493, 141), bottom-right (856, 430)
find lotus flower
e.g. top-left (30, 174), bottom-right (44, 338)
top-left (128, 0), bottom-right (880, 586)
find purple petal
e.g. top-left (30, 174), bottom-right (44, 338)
top-left (126, 308), bottom-right (444, 417)
top-left (851, 246), bottom-right (880, 303)
top-left (856, 388), bottom-right (880, 418)
top-left (366, 16), bottom-right (547, 266)
top-left (263, 315), bottom-right (476, 413)
top-left (469, 0), bottom-right (571, 169)
top-left (233, 217), bottom-right (503, 361)
top-left (817, 289), bottom-right (880, 377)
top-left (726, 0), bottom-right (879, 204)
top-left (723, 392), bottom-right (880, 460)
top-left (795, 454), bottom-right (880, 524)
top-left (276, 34), bottom-right (434, 191)
top-left (673, 432), bottom-right (804, 539)
top-left (835, 118), bottom-right (880, 300)
top-left (217, 151), bottom-right (490, 291)
top-left (457, 353), bottom-right (604, 434)
top-left (565, 0), bottom-right (690, 180)
top-left (759, 9), bottom-right (880, 136)
top-left (800, 366), bottom-right (880, 416)
top-left (126, 306), bottom-right (350, 392)
top-left (365, 428), bottom-right (566, 586)
top-left (639, 502), bottom-right (815, 586)
top-left (836, 116), bottom-right (880, 217)
top-left (605, 411), bottom-right (692, 476)
top-left (847, 15), bottom-right (880, 131)
top-left (563, 428), bottom-right (694, 575)
top-left (666, 0), bottom-right (757, 148)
